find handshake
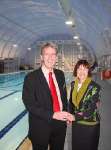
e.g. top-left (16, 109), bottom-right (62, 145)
top-left (53, 111), bottom-right (75, 124)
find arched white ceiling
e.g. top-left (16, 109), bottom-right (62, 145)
top-left (59, 0), bottom-right (111, 56)
top-left (0, 0), bottom-right (111, 58)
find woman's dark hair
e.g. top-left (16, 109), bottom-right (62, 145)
top-left (73, 59), bottom-right (92, 77)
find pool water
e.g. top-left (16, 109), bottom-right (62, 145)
top-left (0, 71), bottom-right (29, 150)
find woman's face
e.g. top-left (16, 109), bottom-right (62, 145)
top-left (77, 65), bottom-right (89, 82)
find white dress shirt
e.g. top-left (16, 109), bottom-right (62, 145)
top-left (42, 66), bottom-right (63, 111)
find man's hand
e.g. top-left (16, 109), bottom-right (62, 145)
top-left (66, 113), bottom-right (75, 124)
top-left (53, 111), bottom-right (75, 122)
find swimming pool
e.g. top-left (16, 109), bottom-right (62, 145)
top-left (0, 71), bottom-right (29, 150)
top-left (0, 71), bottom-right (73, 150)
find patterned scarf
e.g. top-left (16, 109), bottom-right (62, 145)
top-left (72, 77), bottom-right (92, 108)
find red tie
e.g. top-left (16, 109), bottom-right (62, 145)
top-left (49, 72), bottom-right (60, 112)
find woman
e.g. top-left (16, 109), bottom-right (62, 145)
top-left (69, 59), bottom-right (101, 150)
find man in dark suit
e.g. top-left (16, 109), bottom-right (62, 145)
top-left (22, 42), bottom-right (74, 150)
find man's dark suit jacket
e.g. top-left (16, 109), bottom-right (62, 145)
top-left (22, 67), bottom-right (67, 145)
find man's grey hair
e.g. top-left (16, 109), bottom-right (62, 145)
top-left (40, 42), bottom-right (58, 55)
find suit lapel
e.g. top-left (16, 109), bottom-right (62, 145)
top-left (38, 68), bottom-right (51, 96)
top-left (37, 68), bottom-right (63, 103)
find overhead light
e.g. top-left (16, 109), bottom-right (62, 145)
top-left (79, 46), bottom-right (83, 50)
top-left (77, 42), bottom-right (81, 46)
top-left (27, 47), bottom-right (31, 51)
top-left (73, 36), bottom-right (79, 40)
top-left (65, 20), bottom-right (73, 25)
top-left (13, 44), bottom-right (18, 48)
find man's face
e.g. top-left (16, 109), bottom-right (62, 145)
top-left (41, 47), bottom-right (57, 70)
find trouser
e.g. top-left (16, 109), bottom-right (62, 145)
top-left (31, 120), bottom-right (67, 150)
top-left (72, 122), bottom-right (100, 150)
